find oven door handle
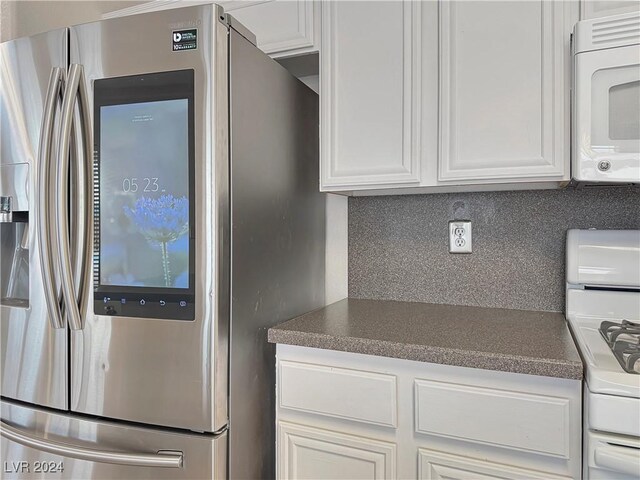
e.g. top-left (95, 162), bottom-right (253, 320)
top-left (0, 420), bottom-right (183, 468)
top-left (56, 64), bottom-right (92, 331)
top-left (594, 443), bottom-right (640, 476)
top-left (37, 67), bottom-right (65, 329)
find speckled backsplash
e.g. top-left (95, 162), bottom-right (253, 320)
top-left (348, 187), bottom-right (640, 312)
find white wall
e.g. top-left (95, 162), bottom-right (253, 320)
top-left (324, 194), bottom-right (348, 305)
top-left (296, 74), bottom-right (346, 305)
top-left (0, 1), bottom-right (146, 42)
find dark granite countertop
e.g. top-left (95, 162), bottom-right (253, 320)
top-left (267, 299), bottom-right (583, 380)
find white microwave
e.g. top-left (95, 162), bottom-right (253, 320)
top-left (573, 12), bottom-right (640, 184)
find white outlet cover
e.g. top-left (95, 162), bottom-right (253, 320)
top-left (449, 221), bottom-right (472, 254)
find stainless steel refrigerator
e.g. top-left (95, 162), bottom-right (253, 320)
top-left (0, 4), bottom-right (325, 479)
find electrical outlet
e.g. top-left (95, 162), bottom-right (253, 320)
top-left (449, 220), bottom-right (472, 254)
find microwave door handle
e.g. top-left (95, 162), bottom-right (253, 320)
top-left (0, 420), bottom-right (183, 469)
top-left (69, 66), bottom-right (92, 315)
top-left (37, 67), bottom-right (65, 329)
top-left (56, 64), bottom-right (84, 331)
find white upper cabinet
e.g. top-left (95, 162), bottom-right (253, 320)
top-left (438, 1), bottom-right (570, 183)
top-left (223, 0), bottom-right (320, 58)
top-left (103, 0), bottom-right (319, 59)
top-left (320, 1), bottom-right (578, 194)
top-left (581, 0), bottom-right (640, 20)
top-left (320, 1), bottom-right (422, 190)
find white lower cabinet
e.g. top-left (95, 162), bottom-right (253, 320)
top-left (418, 448), bottom-right (571, 480)
top-left (276, 345), bottom-right (582, 480)
top-left (278, 422), bottom-right (396, 480)
top-left (414, 379), bottom-right (571, 458)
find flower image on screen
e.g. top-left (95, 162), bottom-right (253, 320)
top-left (99, 99), bottom-right (190, 289)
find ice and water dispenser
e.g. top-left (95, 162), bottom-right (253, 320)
top-left (0, 163), bottom-right (29, 308)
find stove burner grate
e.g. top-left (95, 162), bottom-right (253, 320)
top-left (600, 320), bottom-right (640, 374)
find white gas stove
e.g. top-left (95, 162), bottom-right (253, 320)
top-left (566, 229), bottom-right (640, 479)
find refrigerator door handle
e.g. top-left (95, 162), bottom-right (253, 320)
top-left (70, 64), bottom-right (93, 318)
top-left (0, 420), bottom-right (184, 468)
top-left (37, 67), bottom-right (65, 329)
top-left (56, 64), bottom-right (91, 331)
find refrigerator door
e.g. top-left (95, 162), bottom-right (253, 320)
top-left (68, 5), bottom-right (229, 433)
top-left (0, 399), bottom-right (226, 479)
top-left (0, 30), bottom-right (68, 410)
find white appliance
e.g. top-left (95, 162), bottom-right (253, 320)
top-left (573, 12), bottom-right (640, 184)
top-left (566, 229), bottom-right (640, 479)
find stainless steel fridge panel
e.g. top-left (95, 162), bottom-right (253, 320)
top-left (69, 5), bottom-right (229, 433)
top-left (0, 399), bottom-right (226, 479)
top-left (228, 30), bottom-right (326, 479)
top-left (0, 30), bottom-right (65, 167)
top-left (0, 29), bottom-right (68, 411)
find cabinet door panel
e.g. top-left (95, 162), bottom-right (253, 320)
top-left (224, 0), bottom-right (319, 58)
top-left (278, 422), bottom-right (396, 479)
top-left (581, 1), bottom-right (640, 20)
top-left (278, 360), bottom-right (398, 428)
top-left (439, 1), bottom-right (568, 182)
top-left (418, 448), bottom-right (571, 480)
top-left (414, 379), bottom-right (571, 458)
top-left (321, 1), bottom-right (421, 189)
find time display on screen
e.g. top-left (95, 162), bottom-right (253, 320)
top-left (121, 177), bottom-right (162, 193)
top-left (98, 99), bottom-right (190, 290)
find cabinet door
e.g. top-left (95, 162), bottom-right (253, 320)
top-left (103, 1), bottom-right (319, 59)
top-left (418, 448), bottom-right (571, 480)
top-left (223, 0), bottom-right (319, 58)
top-left (320, 1), bottom-right (421, 190)
top-left (581, 1), bottom-right (640, 20)
top-left (278, 422), bottom-right (396, 479)
top-left (438, 1), bottom-right (571, 183)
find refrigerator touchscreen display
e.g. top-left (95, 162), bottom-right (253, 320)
top-left (93, 70), bottom-right (195, 320)
top-left (100, 99), bottom-right (189, 289)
